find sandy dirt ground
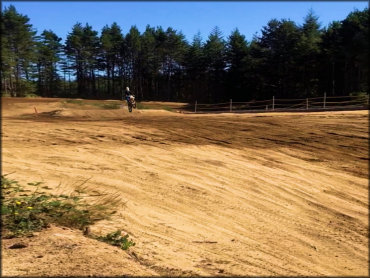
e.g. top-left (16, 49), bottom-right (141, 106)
top-left (1, 97), bottom-right (369, 276)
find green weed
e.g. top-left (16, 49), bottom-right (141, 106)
top-left (95, 230), bottom-right (135, 250)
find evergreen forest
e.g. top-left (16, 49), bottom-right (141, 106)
top-left (1, 5), bottom-right (368, 102)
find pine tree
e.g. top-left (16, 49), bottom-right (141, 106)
top-left (100, 22), bottom-right (123, 98)
top-left (1, 5), bottom-right (37, 96)
top-left (65, 23), bottom-right (100, 97)
top-left (298, 9), bottom-right (322, 97)
top-left (123, 26), bottom-right (141, 98)
top-left (226, 28), bottom-right (249, 100)
top-left (139, 25), bottom-right (159, 99)
top-left (160, 27), bottom-right (187, 100)
top-left (339, 8), bottom-right (368, 94)
top-left (184, 32), bottom-right (206, 101)
top-left (204, 26), bottom-right (227, 102)
top-left (320, 21), bottom-right (343, 95)
top-left (36, 30), bottom-right (63, 97)
top-left (254, 19), bottom-right (301, 98)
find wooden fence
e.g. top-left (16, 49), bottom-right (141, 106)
top-left (193, 94), bottom-right (369, 113)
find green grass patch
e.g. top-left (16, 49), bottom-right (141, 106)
top-left (136, 102), bottom-right (174, 112)
top-left (162, 106), bottom-right (174, 112)
top-left (63, 99), bottom-right (121, 109)
top-left (65, 99), bottom-right (85, 105)
top-left (90, 102), bottom-right (121, 110)
top-left (135, 102), bottom-right (151, 110)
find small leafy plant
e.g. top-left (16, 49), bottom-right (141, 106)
top-left (95, 230), bottom-right (135, 250)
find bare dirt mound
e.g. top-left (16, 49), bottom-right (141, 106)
top-left (2, 225), bottom-right (157, 276)
top-left (2, 97), bottom-right (368, 276)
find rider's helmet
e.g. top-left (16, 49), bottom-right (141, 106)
top-left (126, 87), bottom-right (130, 92)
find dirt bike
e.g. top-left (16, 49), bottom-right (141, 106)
top-left (127, 95), bottom-right (136, 112)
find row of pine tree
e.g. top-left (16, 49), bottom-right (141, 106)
top-left (1, 5), bottom-right (368, 102)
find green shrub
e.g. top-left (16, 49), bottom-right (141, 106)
top-left (25, 92), bottom-right (41, 98)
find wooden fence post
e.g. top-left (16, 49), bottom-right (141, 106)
top-left (272, 96), bottom-right (275, 111)
top-left (195, 100), bottom-right (197, 113)
top-left (323, 92), bottom-right (326, 108)
top-left (306, 98), bottom-right (308, 110)
top-left (230, 99), bottom-right (232, 112)
top-left (266, 105), bottom-right (268, 111)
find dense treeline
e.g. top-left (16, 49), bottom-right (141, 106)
top-left (1, 5), bottom-right (368, 102)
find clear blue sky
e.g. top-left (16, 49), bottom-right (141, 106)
top-left (3, 1), bottom-right (368, 43)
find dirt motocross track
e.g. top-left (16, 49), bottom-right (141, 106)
top-left (2, 97), bottom-right (369, 276)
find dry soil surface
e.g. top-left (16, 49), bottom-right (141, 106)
top-left (1, 97), bottom-right (369, 276)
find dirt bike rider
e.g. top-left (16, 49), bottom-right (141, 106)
top-left (123, 86), bottom-right (131, 104)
